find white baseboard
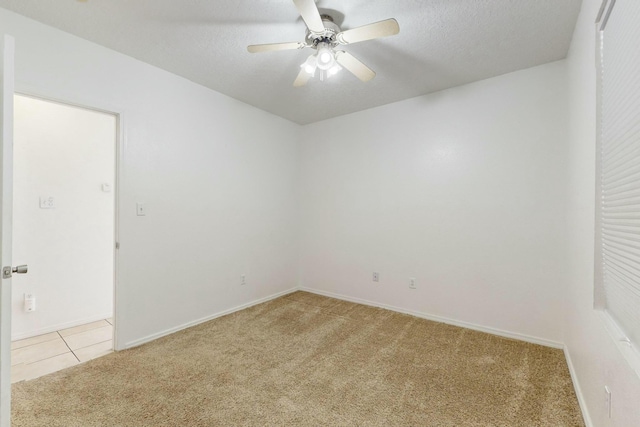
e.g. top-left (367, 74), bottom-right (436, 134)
top-left (121, 287), bottom-right (299, 350)
top-left (299, 287), bottom-right (564, 349)
top-left (564, 346), bottom-right (594, 427)
top-left (122, 285), bottom-right (563, 351)
top-left (12, 312), bottom-right (113, 341)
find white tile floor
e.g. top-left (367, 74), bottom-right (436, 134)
top-left (11, 318), bottom-right (113, 383)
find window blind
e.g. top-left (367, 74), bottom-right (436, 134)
top-left (599, 0), bottom-right (640, 351)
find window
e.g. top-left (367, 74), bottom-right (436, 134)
top-left (596, 0), bottom-right (640, 377)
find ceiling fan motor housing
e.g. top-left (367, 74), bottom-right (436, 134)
top-left (306, 15), bottom-right (341, 48)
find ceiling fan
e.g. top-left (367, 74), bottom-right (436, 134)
top-left (247, 0), bottom-right (400, 87)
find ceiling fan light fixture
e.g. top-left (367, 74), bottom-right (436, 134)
top-left (328, 64), bottom-right (342, 76)
top-left (301, 54), bottom-right (317, 75)
top-left (319, 50), bottom-right (332, 64)
top-left (315, 43), bottom-right (335, 70)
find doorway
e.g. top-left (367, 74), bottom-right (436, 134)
top-left (10, 94), bottom-right (117, 382)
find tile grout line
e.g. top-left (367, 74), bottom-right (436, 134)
top-left (12, 321), bottom-right (115, 383)
top-left (11, 335), bottom-right (60, 351)
top-left (13, 319), bottom-right (110, 347)
top-left (16, 351), bottom-right (76, 367)
top-left (57, 331), bottom-right (81, 363)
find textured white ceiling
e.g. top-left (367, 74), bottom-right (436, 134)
top-left (0, 0), bottom-right (581, 124)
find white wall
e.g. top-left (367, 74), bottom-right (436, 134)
top-left (6, 3), bottom-right (640, 424)
top-left (0, 8), bottom-right (300, 348)
top-left (564, 0), bottom-right (640, 426)
top-left (298, 61), bottom-right (568, 345)
top-left (12, 95), bottom-right (115, 339)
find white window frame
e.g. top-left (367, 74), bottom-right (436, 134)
top-left (595, 0), bottom-right (640, 379)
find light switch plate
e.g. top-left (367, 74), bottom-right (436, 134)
top-left (136, 202), bottom-right (146, 216)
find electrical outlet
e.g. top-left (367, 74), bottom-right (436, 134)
top-left (240, 274), bottom-right (246, 286)
top-left (39, 196), bottom-right (55, 209)
top-left (605, 386), bottom-right (612, 418)
top-left (372, 272), bottom-right (379, 282)
top-left (409, 277), bottom-right (416, 289)
top-left (24, 293), bottom-right (36, 312)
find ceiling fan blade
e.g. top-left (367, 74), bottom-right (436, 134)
top-left (292, 0), bottom-right (325, 34)
top-left (336, 18), bottom-right (400, 45)
top-left (293, 68), bottom-right (312, 87)
top-left (335, 51), bottom-right (376, 82)
top-left (247, 42), bottom-right (305, 53)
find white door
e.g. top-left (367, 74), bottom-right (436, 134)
top-left (0, 34), bottom-right (15, 427)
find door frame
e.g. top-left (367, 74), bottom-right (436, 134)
top-left (14, 89), bottom-right (124, 351)
top-left (0, 34), bottom-right (15, 427)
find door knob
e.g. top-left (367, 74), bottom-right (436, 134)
top-left (12, 265), bottom-right (28, 274)
top-left (2, 264), bottom-right (28, 279)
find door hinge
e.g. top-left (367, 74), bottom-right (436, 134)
top-left (116, 242), bottom-right (120, 250)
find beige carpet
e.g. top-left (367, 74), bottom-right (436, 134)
top-left (12, 291), bottom-right (584, 426)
